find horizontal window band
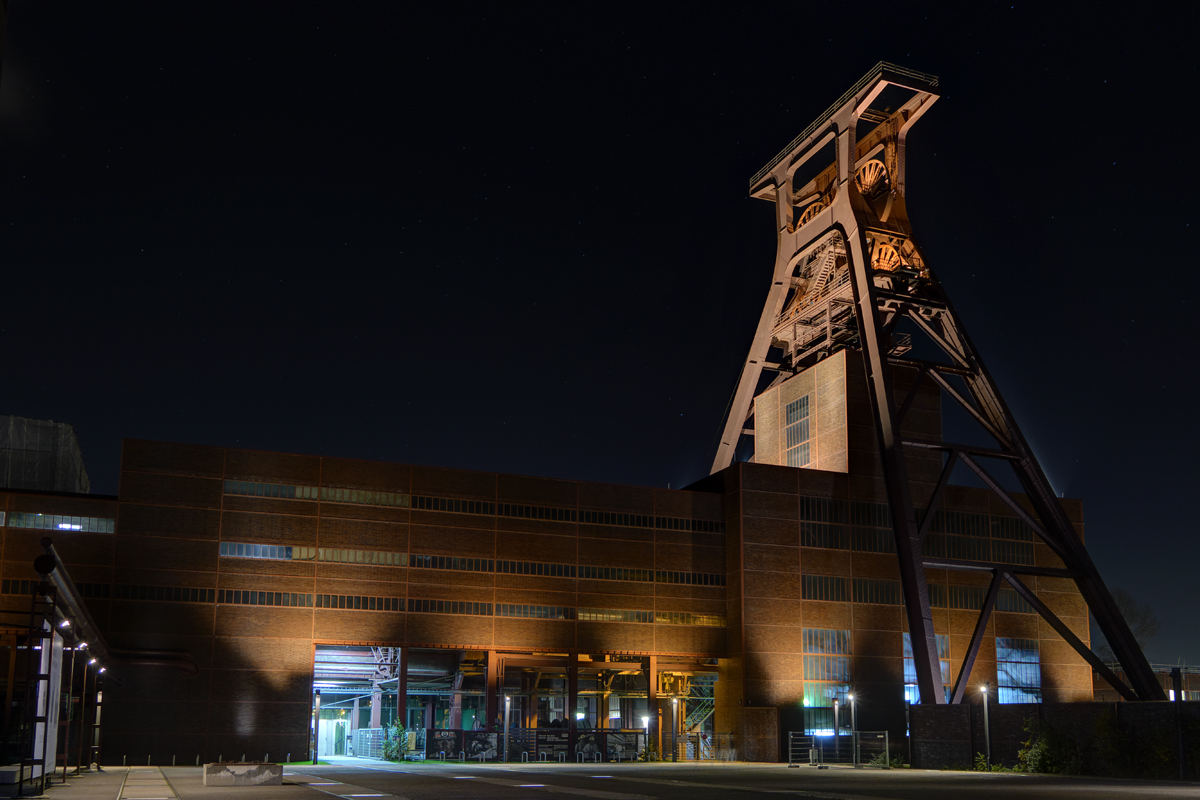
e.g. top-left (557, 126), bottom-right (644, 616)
top-left (0, 577), bottom-right (729, 626)
top-left (221, 480), bottom-right (722, 532)
top-left (5, 513), bottom-right (115, 533)
top-left (216, 544), bottom-right (724, 587)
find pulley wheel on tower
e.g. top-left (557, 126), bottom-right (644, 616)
top-left (855, 159), bottom-right (889, 197)
top-left (797, 201), bottom-right (826, 227)
top-left (872, 242), bottom-right (902, 272)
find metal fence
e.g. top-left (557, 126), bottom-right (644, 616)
top-left (853, 731), bottom-right (892, 768)
top-left (426, 729), bottom-right (648, 763)
top-left (353, 729), bottom-right (384, 760)
top-left (787, 731), bottom-right (891, 768)
top-left (682, 732), bottom-right (735, 761)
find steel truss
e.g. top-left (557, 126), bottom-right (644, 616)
top-left (713, 62), bottom-right (1163, 703)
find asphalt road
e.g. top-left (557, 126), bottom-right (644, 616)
top-left (215, 761), bottom-right (1200, 800)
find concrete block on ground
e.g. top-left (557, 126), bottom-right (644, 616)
top-left (202, 762), bottom-right (282, 786)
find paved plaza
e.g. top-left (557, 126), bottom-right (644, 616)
top-left (26, 758), bottom-right (1200, 800)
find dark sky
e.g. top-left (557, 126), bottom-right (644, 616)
top-left (2, 4), bottom-right (1196, 664)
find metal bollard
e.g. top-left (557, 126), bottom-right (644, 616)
top-left (557, 752), bottom-right (566, 763)
top-left (539, 751), bottom-right (547, 762)
top-left (242, 754), bottom-right (246, 762)
top-left (458, 751), bottom-right (465, 763)
top-left (594, 753), bottom-right (601, 763)
top-left (286, 754), bottom-right (290, 764)
top-left (218, 755), bottom-right (222, 763)
top-left (123, 756), bottom-right (127, 766)
top-left (195, 756), bottom-right (199, 766)
top-left (521, 752), bottom-right (529, 762)
top-left (147, 756), bottom-right (151, 766)
top-left (265, 755), bottom-right (269, 763)
top-left (172, 755), bottom-right (176, 766)
top-left (478, 755), bottom-right (485, 764)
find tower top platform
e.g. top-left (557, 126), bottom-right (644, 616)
top-left (749, 61), bottom-right (939, 191)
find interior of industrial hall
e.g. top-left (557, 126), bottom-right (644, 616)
top-left (0, 345), bottom-right (1102, 764)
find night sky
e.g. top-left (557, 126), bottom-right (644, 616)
top-left (1, 5), bottom-right (1196, 664)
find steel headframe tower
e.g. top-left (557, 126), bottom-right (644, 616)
top-left (713, 62), bottom-right (1163, 703)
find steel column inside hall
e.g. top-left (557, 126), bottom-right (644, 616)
top-left (397, 647), bottom-right (408, 731)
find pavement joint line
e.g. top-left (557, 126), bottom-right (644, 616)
top-left (285, 770), bottom-right (402, 800)
top-left (356, 768), bottom-right (654, 800)
top-left (373, 765), bottom-right (885, 800)
top-left (117, 766), bottom-right (178, 800)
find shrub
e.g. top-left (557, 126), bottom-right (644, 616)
top-left (1018, 718), bottom-right (1081, 775)
top-left (868, 751), bottom-right (906, 768)
top-left (382, 722), bottom-right (406, 761)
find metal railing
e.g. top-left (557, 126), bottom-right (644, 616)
top-left (787, 731), bottom-right (891, 768)
top-left (787, 733), bottom-right (822, 767)
top-left (353, 729), bottom-right (385, 760)
top-left (749, 61), bottom-right (939, 189)
top-left (431, 728), bottom-right (648, 763)
top-left (683, 732), bottom-right (734, 761)
top-left (853, 731), bottom-right (892, 768)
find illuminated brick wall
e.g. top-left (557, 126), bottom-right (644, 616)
top-left (0, 422), bottom-right (1091, 764)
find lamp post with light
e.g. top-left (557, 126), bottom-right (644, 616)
top-left (848, 693), bottom-right (858, 766)
top-left (77, 648), bottom-right (94, 773)
top-left (312, 689), bottom-right (321, 764)
top-left (980, 682), bottom-right (990, 769)
top-left (671, 698), bottom-right (678, 762)
top-left (503, 695), bottom-right (511, 763)
top-left (832, 699), bottom-right (840, 762)
top-left (60, 639), bottom-right (79, 781)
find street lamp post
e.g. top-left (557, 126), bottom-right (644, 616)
top-left (980, 683), bottom-right (990, 770)
top-left (833, 699), bottom-right (840, 763)
top-left (503, 695), bottom-right (511, 763)
top-left (313, 690), bottom-right (321, 764)
top-left (641, 716), bottom-right (650, 760)
top-left (670, 698), bottom-right (678, 762)
top-left (848, 693), bottom-right (858, 767)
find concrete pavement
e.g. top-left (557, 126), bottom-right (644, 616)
top-left (21, 759), bottom-right (1200, 800)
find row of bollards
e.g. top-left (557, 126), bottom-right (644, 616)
top-left (122, 753), bottom-right (288, 766)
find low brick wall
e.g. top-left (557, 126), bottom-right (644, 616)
top-left (911, 701), bottom-right (1200, 777)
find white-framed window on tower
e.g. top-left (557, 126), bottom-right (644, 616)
top-left (785, 395), bottom-right (812, 467)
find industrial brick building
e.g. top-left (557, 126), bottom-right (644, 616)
top-left (0, 350), bottom-right (1093, 765)
top-left (4, 62), bottom-right (1147, 773)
